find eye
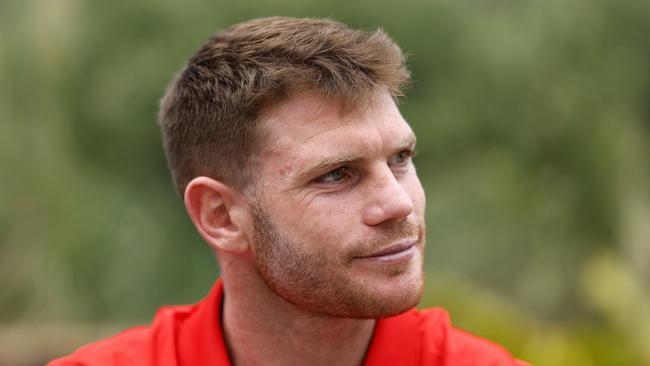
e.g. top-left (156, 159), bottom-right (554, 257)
top-left (388, 150), bottom-right (413, 166)
top-left (315, 167), bottom-right (350, 184)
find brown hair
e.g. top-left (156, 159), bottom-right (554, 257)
top-left (158, 16), bottom-right (411, 196)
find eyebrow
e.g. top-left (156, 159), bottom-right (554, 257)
top-left (295, 133), bottom-right (417, 183)
top-left (291, 153), bottom-right (360, 184)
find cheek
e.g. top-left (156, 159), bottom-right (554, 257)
top-left (280, 197), bottom-right (361, 251)
top-left (304, 204), bottom-right (356, 241)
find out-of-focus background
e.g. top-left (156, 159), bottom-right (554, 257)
top-left (1, 0), bottom-right (649, 365)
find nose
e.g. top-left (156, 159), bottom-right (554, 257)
top-left (361, 166), bottom-right (414, 226)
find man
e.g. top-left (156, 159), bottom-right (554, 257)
top-left (50, 17), bottom-right (529, 366)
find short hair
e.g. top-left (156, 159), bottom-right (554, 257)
top-left (158, 16), bottom-right (411, 196)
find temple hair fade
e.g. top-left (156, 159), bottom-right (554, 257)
top-left (158, 16), bottom-right (411, 196)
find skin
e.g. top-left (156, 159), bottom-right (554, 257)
top-left (184, 90), bottom-right (426, 366)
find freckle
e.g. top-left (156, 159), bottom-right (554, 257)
top-left (278, 163), bottom-right (293, 177)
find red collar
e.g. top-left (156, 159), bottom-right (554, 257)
top-left (176, 279), bottom-right (429, 366)
top-left (178, 279), bottom-right (231, 365)
top-left (364, 309), bottom-right (424, 365)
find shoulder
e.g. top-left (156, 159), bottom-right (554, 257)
top-left (47, 326), bottom-right (155, 366)
top-left (47, 304), bottom-right (196, 366)
top-left (411, 308), bottom-right (530, 366)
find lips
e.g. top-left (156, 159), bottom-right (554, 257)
top-left (355, 240), bottom-right (417, 259)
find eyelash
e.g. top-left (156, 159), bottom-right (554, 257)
top-left (388, 149), bottom-right (415, 166)
top-left (315, 167), bottom-right (353, 185)
top-left (314, 149), bottom-right (415, 185)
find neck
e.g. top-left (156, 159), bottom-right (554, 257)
top-left (218, 255), bottom-right (376, 366)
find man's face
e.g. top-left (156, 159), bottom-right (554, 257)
top-left (248, 91), bottom-right (426, 318)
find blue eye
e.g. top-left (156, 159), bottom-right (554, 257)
top-left (388, 150), bottom-right (413, 166)
top-left (316, 167), bottom-right (348, 184)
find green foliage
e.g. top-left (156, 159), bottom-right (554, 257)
top-left (1, 0), bottom-right (649, 364)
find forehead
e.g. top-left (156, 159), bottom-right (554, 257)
top-left (258, 91), bottom-right (414, 156)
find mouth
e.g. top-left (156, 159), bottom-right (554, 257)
top-left (353, 239), bottom-right (418, 264)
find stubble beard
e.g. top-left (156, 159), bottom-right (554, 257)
top-left (250, 204), bottom-right (425, 319)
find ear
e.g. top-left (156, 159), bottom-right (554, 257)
top-left (184, 176), bottom-right (251, 254)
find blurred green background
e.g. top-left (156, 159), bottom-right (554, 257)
top-left (1, 0), bottom-right (649, 365)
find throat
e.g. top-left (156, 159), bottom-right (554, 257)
top-left (221, 280), bottom-right (376, 366)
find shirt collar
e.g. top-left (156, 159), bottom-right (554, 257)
top-left (178, 279), bottom-right (424, 366)
top-left (178, 278), bottom-right (231, 366)
top-left (363, 309), bottom-right (422, 365)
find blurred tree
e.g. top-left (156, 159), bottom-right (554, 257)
top-left (1, 0), bottom-right (648, 364)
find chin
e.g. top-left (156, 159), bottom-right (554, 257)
top-left (355, 257), bottom-right (425, 318)
top-left (371, 275), bottom-right (424, 318)
top-left (270, 267), bottom-right (425, 320)
top-left (337, 270), bottom-right (425, 319)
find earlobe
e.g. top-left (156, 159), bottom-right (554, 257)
top-left (184, 177), bottom-right (250, 254)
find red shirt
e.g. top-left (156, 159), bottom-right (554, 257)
top-left (49, 279), bottom-right (530, 366)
